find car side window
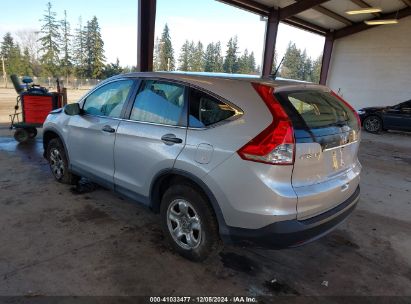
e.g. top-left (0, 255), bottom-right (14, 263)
top-left (130, 80), bottom-right (185, 126)
top-left (83, 80), bottom-right (134, 118)
top-left (189, 88), bottom-right (236, 128)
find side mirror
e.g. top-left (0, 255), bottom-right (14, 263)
top-left (64, 103), bottom-right (81, 116)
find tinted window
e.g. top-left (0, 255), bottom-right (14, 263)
top-left (130, 80), bottom-right (185, 126)
top-left (83, 80), bottom-right (134, 118)
top-left (189, 89), bottom-right (236, 128)
top-left (277, 90), bottom-right (357, 130)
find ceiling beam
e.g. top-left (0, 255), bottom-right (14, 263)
top-left (285, 16), bottom-right (329, 35)
top-left (401, 0), bottom-right (411, 7)
top-left (313, 5), bottom-right (353, 26)
top-left (350, 0), bottom-right (380, 17)
top-left (216, 0), bottom-right (270, 16)
top-left (216, 0), bottom-right (329, 35)
top-left (334, 6), bottom-right (411, 39)
top-left (279, 0), bottom-right (330, 20)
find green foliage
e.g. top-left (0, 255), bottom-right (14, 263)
top-left (102, 58), bottom-right (123, 78)
top-left (223, 36), bottom-right (239, 73)
top-left (204, 42), bottom-right (223, 72)
top-left (83, 17), bottom-right (106, 78)
top-left (178, 40), bottom-right (191, 71)
top-left (38, 2), bottom-right (61, 76)
top-left (158, 24), bottom-right (175, 71)
top-left (60, 10), bottom-right (72, 79)
top-left (73, 17), bottom-right (87, 77)
top-left (280, 42), bottom-right (320, 83)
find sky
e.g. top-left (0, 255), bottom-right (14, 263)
top-left (0, 0), bottom-right (325, 68)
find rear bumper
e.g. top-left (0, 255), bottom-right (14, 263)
top-left (222, 186), bottom-right (360, 249)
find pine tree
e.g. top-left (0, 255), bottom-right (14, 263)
top-left (238, 49), bottom-right (249, 74)
top-left (178, 40), bottom-right (191, 71)
top-left (21, 47), bottom-right (33, 76)
top-left (103, 58), bottom-right (123, 78)
top-left (60, 10), bottom-right (72, 81)
top-left (73, 17), bottom-right (86, 77)
top-left (84, 16), bottom-right (105, 78)
top-left (248, 51), bottom-right (256, 74)
top-left (204, 43), bottom-right (214, 72)
top-left (223, 36), bottom-right (239, 74)
top-left (38, 2), bottom-right (61, 76)
top-left (191, 41), bottom-right (204, 71)
top-left (0, 33), bottom-right (24, 76)
top-left (312, 55), bottom-right (322, 84)
top-left (153, 37), bottom-right (161, 71)
top-left (158, 24), bottom-right (175, 71)
top-left (280, 42), bottom-right (304, 80)
top-left (214, 42), bottom-right (224, 72)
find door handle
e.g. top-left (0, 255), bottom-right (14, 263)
top-left (161, 134), bottom-right (183, 145)
top-left (102, 125), bottom-right (115, 133)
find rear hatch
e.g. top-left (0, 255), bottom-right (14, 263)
top-left (275, 87), bottom-right (361, 219)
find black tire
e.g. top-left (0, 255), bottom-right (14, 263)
top-left (26, 127), bottom-right (38, 139)
top-left (363, 115), bottom-right (383, 133)
top-left (160, 183), bottom-right (221, 262)
top-left (46, 138), bottom-right (79, 185)
top-left (14, 128), bottom-right (29, 143)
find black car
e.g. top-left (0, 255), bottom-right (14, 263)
top-left (358, 100), bottom-right (411, 133)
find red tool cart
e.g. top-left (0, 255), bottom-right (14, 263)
top-left (9, 75), bottom-right (65, 143)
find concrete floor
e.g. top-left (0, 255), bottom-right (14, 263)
top-left (0, 124), bottom-right (410, 297)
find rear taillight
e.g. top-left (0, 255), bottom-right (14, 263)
top-left (237, 83), bottom-right (295, 165)
top-left (331, 91), bottom-right (361, 129)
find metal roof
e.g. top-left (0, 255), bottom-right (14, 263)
top-left (217, 0), bottom-right (411, 38)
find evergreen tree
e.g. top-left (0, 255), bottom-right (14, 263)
top-left (280, 42), bottom-right (304, 80)
top-left (178, 40), bottom-right (191, 71)
top-left (311, 55), bottom-right (322, 84)
top-left (84, 16), bottom-right (105, 78)
top-left (238, 49), bottom-right (250, 74)
top-left (103, 58), bottom-right (123, 78)
top-left (223, 36), bottom-right (239, 73)
top-left (158, 24), bottom-right (175, 71)
top-left (73, 17), bottom-right (86, 77)
top-left (21, 47), bottom-right (33, 76)
top-left (191, 41), bottom-right (204, 71)
top-left (153, 37), bottom-right (161, 71)
top-left (213, 42), bottom-right (224, 72)
top-left (0, 33), bottom-right (24, 76)
top-left (204, 42), bottom-right (214, 72)
top-left (248, 51), bottom-right (256, 74)
top-left (60, 10), bottom-right (72, 81)
top-left (38, 2), bottom-right (61, 76)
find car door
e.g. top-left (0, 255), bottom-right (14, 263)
top-left (383, 101), bottom-right (411, 130)
top-left (67, 79), bottom-right (135, 189)
top-left (114, 79), bottom-right (188, 203)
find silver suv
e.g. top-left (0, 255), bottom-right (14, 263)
top-left (43, 72), bottom-right (361, 261)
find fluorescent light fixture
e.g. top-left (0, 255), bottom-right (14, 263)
top-left (364, 19), bottom-right (399, 25)
top-left (346, 7), bottom-right (382, 15)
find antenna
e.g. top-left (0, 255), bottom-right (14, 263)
top-left (270, 56), bottom-right (285, 80)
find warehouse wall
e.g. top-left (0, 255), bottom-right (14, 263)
top-left (327, 16), bottom-right (411, 109)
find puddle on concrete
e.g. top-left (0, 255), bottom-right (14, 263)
top-left (0, 137), bottom-right (47, 171)
top-left (220, 252), bottom-right (260, 276)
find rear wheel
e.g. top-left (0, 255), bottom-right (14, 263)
top-left (363, 115), bottom-right (382, 133)
top-left (46, 138), bottom-right (79, 185)
top-left (27, 127), bottom-right (38, 139)
top-left (160, 184), bottom-right (221, 261)
top-left (14, 128), bottom-right (29, 143)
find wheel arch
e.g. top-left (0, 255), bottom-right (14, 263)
top-left (43, 128), bottom-right (70, 165)
top-left (149, 169), bottom-right (228, 233)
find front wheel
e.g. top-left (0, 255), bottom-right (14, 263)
top-left (160, 184), bottom-right (221, 261)
top-left (14, 128), bottom-right (29, 143)
top-left (363, 115), bottom-right (383, 133)
top-left (46, 138), bottom-right (79, 185)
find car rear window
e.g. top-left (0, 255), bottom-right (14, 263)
top-left (276, 90), bottom-right (357, 130)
